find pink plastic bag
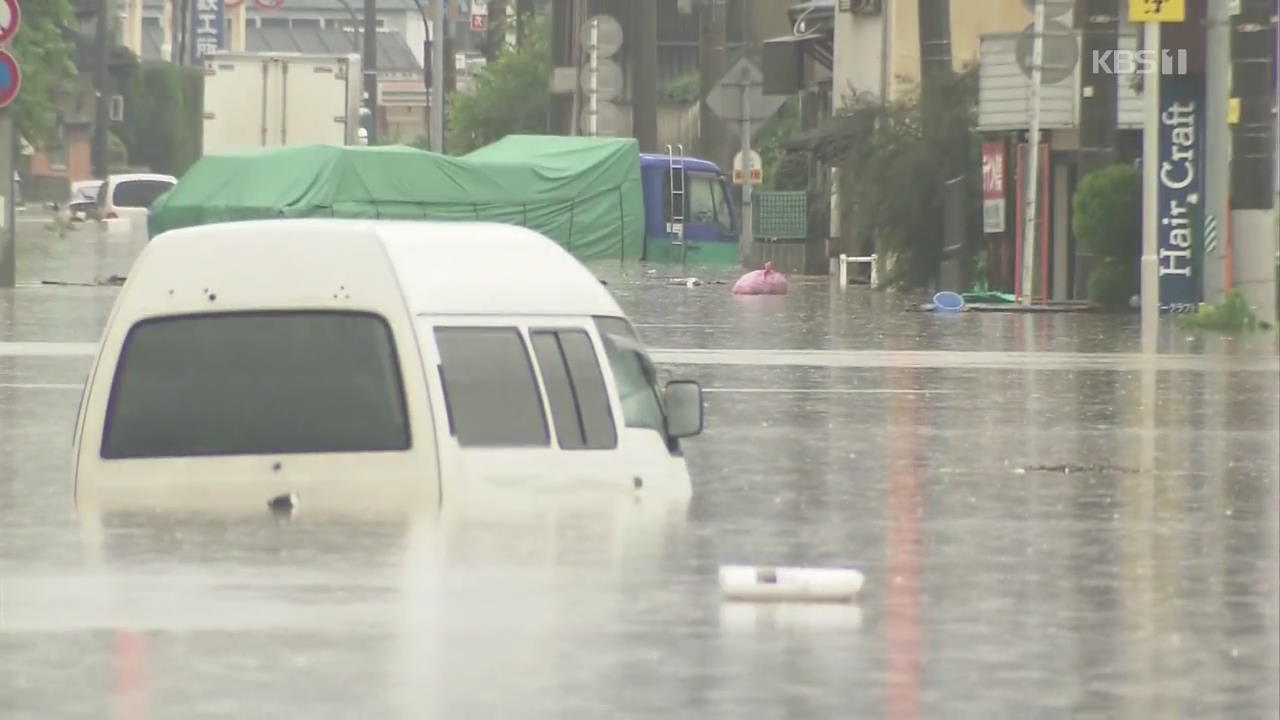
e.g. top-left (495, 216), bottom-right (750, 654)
top-left (731, 261), bottom-right (788, 295)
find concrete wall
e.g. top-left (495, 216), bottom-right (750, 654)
top-left (886, 0), bottom-right (1029, 100)
top-left (1231, 210), bottom-right (1280, 326)
top-left (832, 5), bottom-right (886, 105)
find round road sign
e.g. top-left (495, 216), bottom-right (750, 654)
top-left (0, 0), bottom-right (21, 45)
top-left (0, 50), bottom-right (21, 109)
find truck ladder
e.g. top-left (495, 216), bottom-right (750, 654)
top-left (665, 145), bottom-right (687, 267)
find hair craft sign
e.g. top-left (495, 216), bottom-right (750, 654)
top-left (1156, 72), bottom-right (1204, 311)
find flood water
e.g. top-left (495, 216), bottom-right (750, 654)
top-left (2, 218), bottom-right (1278, 718)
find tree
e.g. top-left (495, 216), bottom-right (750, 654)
top-left (1073, 163), bottom-right (1140, 308)
top-left (446, 17), bottom-right (550, 154)
top-left (827, 69), bottom-right (981, 290)
top-left (10, 0), bottom-right (78, 144)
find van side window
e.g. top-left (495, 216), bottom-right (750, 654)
top-left (101, 311), bottom-right (410, 459)
top-left (593, 317), bottom-right (665, 435)
top-left (434, 327), bottom-right (549, 448)
top-left (530, 330), bottom-right (617, 450)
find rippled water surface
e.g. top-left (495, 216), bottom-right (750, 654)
top-left (2, 219), bottom-right (1278, 718)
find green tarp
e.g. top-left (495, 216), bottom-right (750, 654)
top-left (147, 138), bottom-right (645, 260)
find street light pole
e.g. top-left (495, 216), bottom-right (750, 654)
top-left (363, 0), bottom-right (378, 145)
top-left (1020, 0), bottom-right (1045, 306)
top-left (1202, 0), bottom-right (1232, 302)
top-left (1140, 20), bottom-right (1161, 352)
top-left (431, 0), bottom-right (446, 151)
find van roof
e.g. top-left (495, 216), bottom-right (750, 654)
top-left (109, 173), bottom-right (178, 184)
top-left (133, 220), bottom-right (626, 318)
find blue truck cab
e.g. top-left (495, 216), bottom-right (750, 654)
top-left (639, 152), bottom-right (741, 266)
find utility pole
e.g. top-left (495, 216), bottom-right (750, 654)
top-left (588, 16), bottom-right (598, 135)
top-left (363, 0), bottom-right (379, 144)
top-left (1140, 18), bottom-right (1161, 350)
top-left (431, 0), bottom-right (446, 151)
top-left (1075, 0), bottom-right (1118, 299)
top-left (733, 66), bottom-right (755, 264)
top-left (1020, 0), bottom-right (1045, 306)
top-left (1229, 0), bottom-right (1278, 324)
top-left (0, 33), bottom-right (12, 287)
top-left (549, 0), bottom-right (576, 134)
top-left (93, 0), bottom-right (112, 179)
top-left (1203, 0), bottom-right (1231, 303)
top-left (698, 0), bottom-right (727, 160)
top-left (631, 0), bottom-right (658, 151)
top-left (917, 0), bottom-right (953, 107)
top-left (0, 110), bottom-right (12, 288)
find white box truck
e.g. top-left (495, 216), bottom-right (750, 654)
top-left (201, 52), bottom-right (364, 153)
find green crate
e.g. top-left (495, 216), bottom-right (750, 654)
top-left (754, 191), bottom-right (808, 240)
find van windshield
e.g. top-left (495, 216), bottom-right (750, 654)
top-left (101, 311), bottom-right (410, 459)
top-left (593, 317), bottom-right (665, 435)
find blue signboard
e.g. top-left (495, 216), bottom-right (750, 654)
top-left (190, 0), bottom-right (225, 65)
top-left (1156, 70), bottom-right (1205, 311)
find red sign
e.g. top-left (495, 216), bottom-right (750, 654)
top-left (981, 141), bottom-right (1007, 234)
top-left (980, 141), bottom-right (1006, 201)
top-left (0, 50), bottom-right (20, 109)
top-left (470, 13), bottom-right (487, 31)
top-left (0, 0), bottom-right (20, 45)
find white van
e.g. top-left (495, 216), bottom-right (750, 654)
top-left (72, 220), bottom-right (704, 513)
top-left (92, 173), bottom-right (178, 236)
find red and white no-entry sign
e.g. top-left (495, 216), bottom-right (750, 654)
top-left (0, 51), bottom-right (20, 109)
top-left (0, 0), bottom-right (21, 45)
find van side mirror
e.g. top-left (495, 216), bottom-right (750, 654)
top-left (663, 380), bottom-right (703, 439)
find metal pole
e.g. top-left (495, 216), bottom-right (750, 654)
top-left (1020, 0), bottom-right (1045, 306)
top-left (93, 0), bottom-right (112, 179)
top-left (739, 72), bottom-right (754, 265)
top-left (363, 0), bottom-right (379, 144)
top-left (0, 106), bottom-right (13, 289)
top-left (589, 17), bottom-right (598, 135)
top-left (431, 0), bottom-right (446, 151)
top-left (1141, 20), bottom-right (1161, 352)
top-left (1203, 0), bottom-right (1231, 303)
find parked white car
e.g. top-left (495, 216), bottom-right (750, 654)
top-left (92, 173), bottom-right (177, 236)
top-left (72, 220), bottom-right (704, 514)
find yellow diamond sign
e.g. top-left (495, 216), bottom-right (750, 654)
top-left (1129, 0), bottom-right (1186, 22)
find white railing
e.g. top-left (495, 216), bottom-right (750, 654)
top-left (837, 253), bottom-right (878, 288)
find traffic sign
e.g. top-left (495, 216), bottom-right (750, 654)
top-left (1128, 0), bottom-right (1185, 22)
top-left (0, 0), bottom-right (20, 45)
top-left (732, 150), bottom-right (763, 185)
top-left (0, 50), bottom-right (20, 109)
top-left (580, 14), bottom-right (623, 58)
top-left (470, 13), bottom-right (487, 30)
top-left (705, 57), bottom-right (786, 124)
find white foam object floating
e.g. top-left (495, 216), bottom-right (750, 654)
top-left (719, 565), bottom-right (865, 603)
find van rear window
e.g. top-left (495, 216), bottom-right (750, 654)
top-left (101, 311), bottom-right (410, 459)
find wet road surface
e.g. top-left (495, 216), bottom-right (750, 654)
top-left (2, 218), bottom-right (1278, 718)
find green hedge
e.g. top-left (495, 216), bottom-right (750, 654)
top-left (1073, 164), bottom-right (1140, 262)
top-left (120, 62), bottom-right (204, 176)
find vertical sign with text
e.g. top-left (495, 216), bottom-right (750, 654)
top-left (1156, 69), bottom-right (1205, 310)
top-left (981, 141), bottom-right (1007, 234)
top-left (191, 0), bottom-right (225, 65)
